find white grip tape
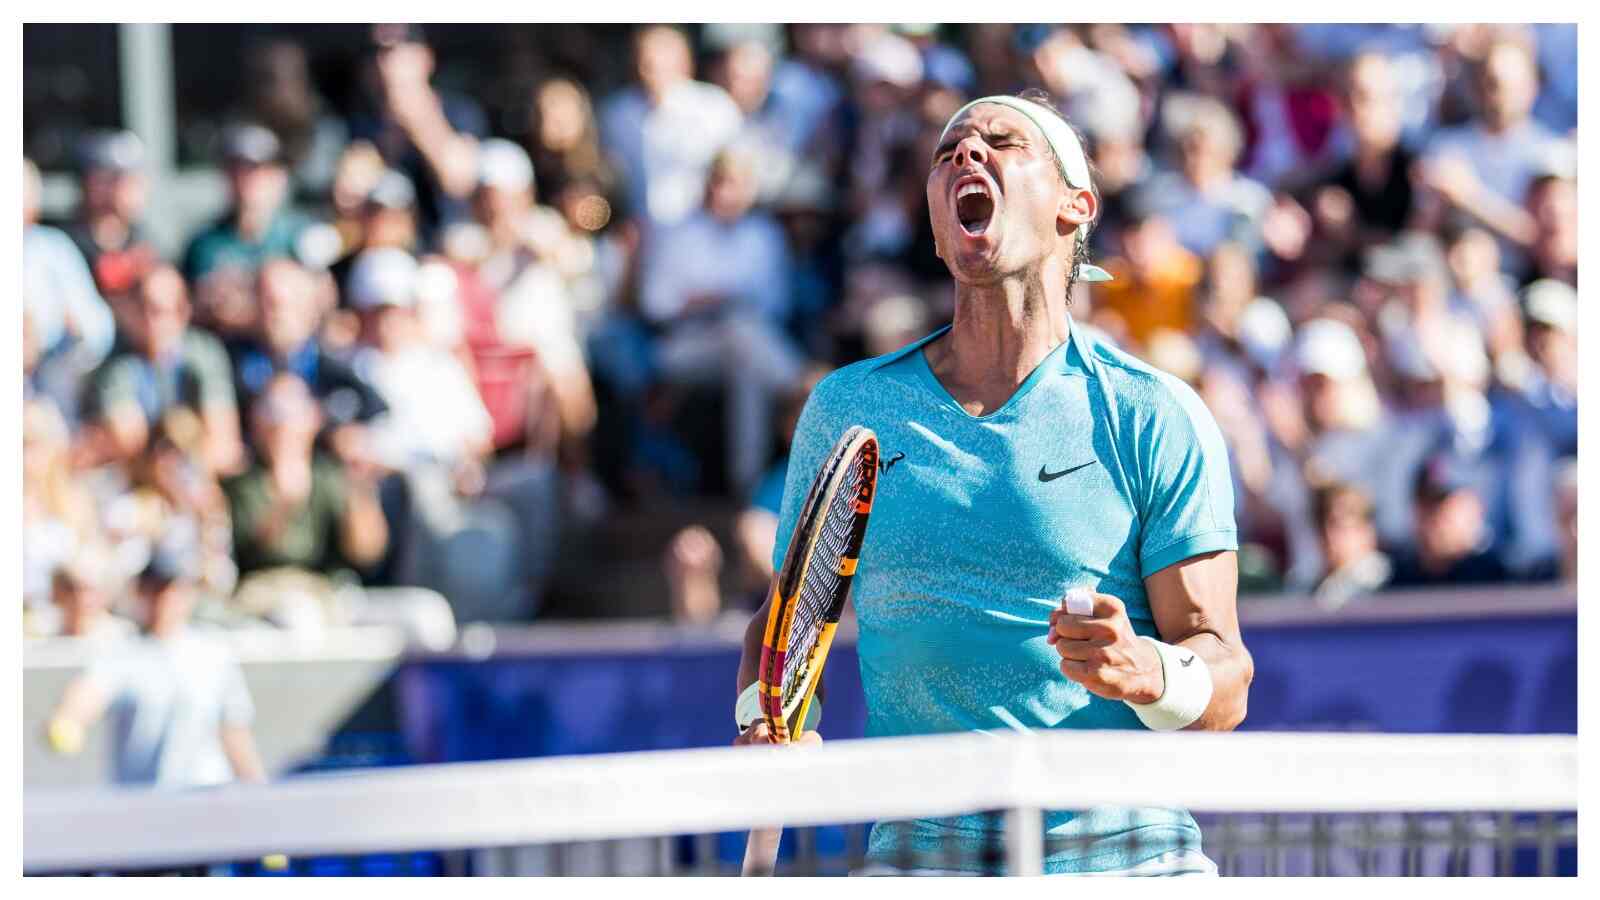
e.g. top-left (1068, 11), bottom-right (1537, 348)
top-left (735, 681), bottom-right (821, 732)
top-left (1061, 586), bottom-right (1095, 617)
top-left (1125, 637), bottom-right (1213, 731)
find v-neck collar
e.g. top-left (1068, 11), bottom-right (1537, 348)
top-left (891, 316), bottom-right (1094, 421)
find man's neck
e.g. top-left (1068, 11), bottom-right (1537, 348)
top-left (236, 205), bottom-right (276, 241)
top-left (87, 212), bottom-right (131, 248)
top-left (926, 269), bottom-right (1071, 415)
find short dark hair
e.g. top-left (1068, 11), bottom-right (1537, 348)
top-left (1312, 481), bottom-right (1373, 528)
top-left (1012, 88), bottom-right (1102, 304)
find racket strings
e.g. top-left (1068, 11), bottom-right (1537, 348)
top-left (780, 457), bottom-right (868, 707)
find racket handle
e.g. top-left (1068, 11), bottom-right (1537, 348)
top-left (741, 826), bottom-right (782, 876)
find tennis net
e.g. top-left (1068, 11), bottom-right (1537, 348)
top-left (25, 730), bottom-right (1577, 876)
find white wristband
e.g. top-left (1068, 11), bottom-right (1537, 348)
top-left (735, 681), bottom-right (820, 731)
top-left (1124, 637), bottom-right (1213, 731)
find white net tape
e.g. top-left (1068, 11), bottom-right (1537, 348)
top-left (25, 730), bottom-right (1577, 875)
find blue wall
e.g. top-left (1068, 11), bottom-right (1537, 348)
top-left (394, 609), bottom-right (1577, 764)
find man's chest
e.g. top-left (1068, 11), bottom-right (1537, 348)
top-left (854, 392), bottom-right (1141, 602)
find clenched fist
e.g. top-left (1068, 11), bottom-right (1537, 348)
top-left (1047, 590), bottom-right (1166, 705)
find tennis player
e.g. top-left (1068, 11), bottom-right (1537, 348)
top-left (734, 89), bottom-right (1252, 876)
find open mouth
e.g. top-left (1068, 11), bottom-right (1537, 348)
top-left (955, 181), bottom-right (995, 235)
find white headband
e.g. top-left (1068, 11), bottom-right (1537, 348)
top-left (938, 95), bottom-right (1112, 283)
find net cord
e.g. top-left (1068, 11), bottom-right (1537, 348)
top-left (24, 730), bottom-right (1576, 873)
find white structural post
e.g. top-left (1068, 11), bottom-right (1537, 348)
top-left (1005, 805), bottom-right (1044, 875)
top-left (116, 23), bottom-right (177, 247)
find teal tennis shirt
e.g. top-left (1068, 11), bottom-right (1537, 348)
top-left (771, 320), bottom-right (1238, 873)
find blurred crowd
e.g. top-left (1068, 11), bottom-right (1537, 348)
top-left (24, 23), bottom-right (1579, 650)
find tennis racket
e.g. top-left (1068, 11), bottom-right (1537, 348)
top-left (741, 425), bottom-right (879, 876)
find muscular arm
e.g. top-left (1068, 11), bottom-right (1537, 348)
top-left (1145, 550), bottom-right (1253, 731)
top-left (736, 586), bottom-right (773, 695)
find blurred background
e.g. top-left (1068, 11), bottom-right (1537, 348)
top-left (22, 23), bottom-right (1576, 804)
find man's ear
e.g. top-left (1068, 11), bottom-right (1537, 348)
top-left (1056, 187), bottom-right (1098, 237)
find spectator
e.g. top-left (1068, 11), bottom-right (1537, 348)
top-left (24, 157), bottom-right (116, 426)
top-left (1094, 198), bottom-right (1205, 347)
top-left (766, 24), bottom-right (848, 163)
top-left (43, 542), bottom-right (267, 787)
top-left (325, 142), bottom-right (393, 259)
top-left (637, 146), bottom-right (805, 494)
top-left (601, 25), bottom-right (743, 228)
top-left (1518, 168), bottom-right (1576, 288)
top-left (331, 167), bottom-right (421, 298)
top-left (1442, 224), bottom-right (1521, 369)
top-left (468, 138), bottom-right (597, 455)
top-left (238, 37), bottom-right (349, 202)
top-left (844, 31), bottom-right (925, 218)
top-left (1193, 241), bottom-right (1291, 380)
top-left (118, 409), bottom-right (239, 608)
top-left (83, 263), bottom-right (244, 474)
top-left (348, 24), bottom-right (487, 236)
top-left (22, 400), bottom-right (102, 615)
top-left (663, 365), bottom-right (827, 624)
top-left (223, 374), bottom-right (389, 626)
top-left (1286, 318), bottom-right (1415, 547)
top-left (1233, 25), bottom-right (1340, 188)
top-left (345, 248), bottom-right (545, 621)
top-left (1418, 38), bottom-right (1562, 255)
top-left (230, 258), bottom-right (389, 454)
top-left (707, 37), bottom-right (797, 201)
top-left (1308, 481), bottom-right (1391, 608)
top-left (184, 122), bottom-right (312, 282)
top-left (1364, 231), bottom-right (1480, 392)
top-left (36, 546), bottom-right (137, 642)
top-left (1142, 92), bottom-right (1273, 257)
top-left (1309, 52), bottom-right (1418, 270)
top-left (1513, 280), bottom-right (1577, 457)
top-left (1388, 453), bottom-right (1508, 588)
top-left (525, 76), bottom-right (616, 208)
top-left (65, 131), bottom-right (161, 301)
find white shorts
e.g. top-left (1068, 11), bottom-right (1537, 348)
top-left (853, 848), bottom-right (1219, 877)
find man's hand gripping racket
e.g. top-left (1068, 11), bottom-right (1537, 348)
top-left (737, 426), bottom-right (878, 876)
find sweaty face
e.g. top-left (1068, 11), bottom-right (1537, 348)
top-left (926, 104), bottom-right (1088, 285)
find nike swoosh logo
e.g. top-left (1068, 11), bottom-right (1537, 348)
top-left (1181, 656), bottom-right (1196, 667)
top-left (1038, 461), bottom-right (1096, 482)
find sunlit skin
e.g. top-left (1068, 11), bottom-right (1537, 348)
top-left (734, 100), bottom-right (1252, 756)
top-left (922, 104), bottom-right (1096, 407)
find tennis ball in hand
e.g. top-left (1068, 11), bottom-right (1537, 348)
top-left (46, 718), bottom-right (85, 756)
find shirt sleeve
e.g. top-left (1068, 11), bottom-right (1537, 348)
top-left (769, 371), bottom-right (850, 574)
top-left (218, 657), bottom-right (255, 727)
top-left (86, 357), bottom-right (140, 421)
top-left (1135, 373), bottom-right (1239, 578)
top-left (188, 332), bottom-right (240, 414)
top-left (45, 229), bottom-right (115, 366)
top-left (82, 653), bottom-right (135, 706)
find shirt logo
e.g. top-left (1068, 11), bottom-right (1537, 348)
top-left (1038, 461), bottom-right (1096, 482)
top-left (879, 451), bottom-right (906, 474)
top-left (1181, 656), bottom-right (1197, 667)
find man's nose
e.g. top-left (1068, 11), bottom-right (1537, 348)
top-left (954, 137), bottom-right (988, 168)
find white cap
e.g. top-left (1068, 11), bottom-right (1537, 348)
top-left (1237, 297), bottom-right (1293, 370)
top-left (852, 33), bottom-right (923, 88)
top-left (347, 248), bottom-right (420, 310)
top-left (1524, 279), bottom-right (1577, 333)
top-left (478, 138), bottom-right (535, 192)
top-left (1295, 318), bottom-right (1367, 380)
